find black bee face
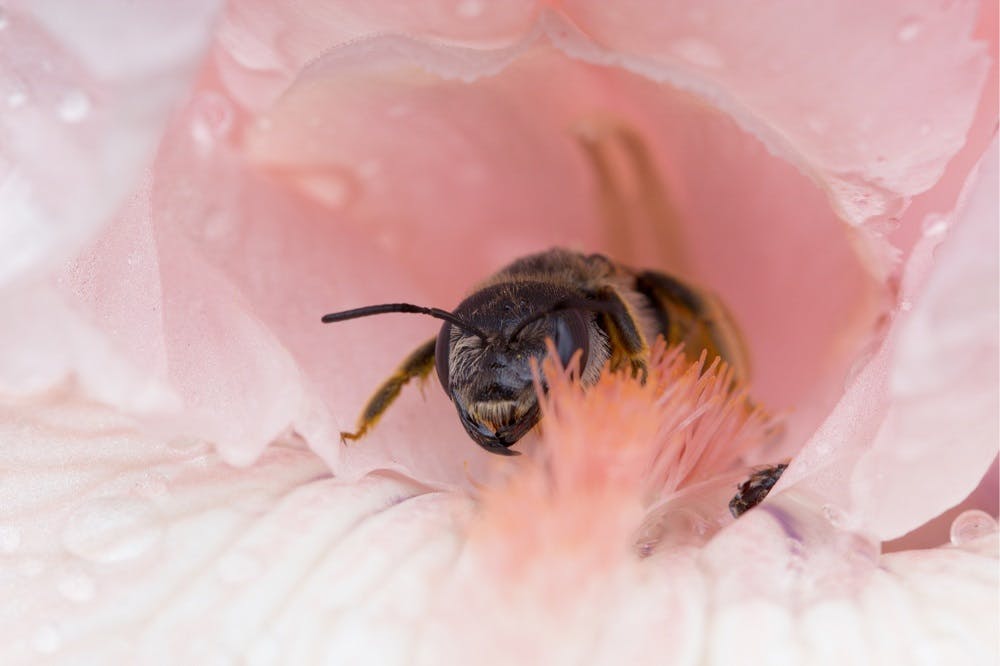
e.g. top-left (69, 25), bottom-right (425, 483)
top-left (445, 336), bottom-right (544, 455)
top-left (434, 284), bottom-right (594, 455)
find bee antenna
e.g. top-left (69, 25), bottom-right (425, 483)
top-left (321, 303), bottom-right (489, 340)
top-left (507, 297), bottom-right (614, 342)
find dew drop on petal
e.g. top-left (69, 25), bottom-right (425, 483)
top-left (671, 38), bottom-right (725, 69)
top-left (57, 571), bottom-right (96, 603)
top-left (821, 504), bottom-right (852, 529)
top-left (949, 510), bottom-right (998, 546)
top-left (32, 624), bottom-right (62, 654)
top-left (456, 0), bottom-right (485, 18)
top-left (190, 91), bottom-right (234, 146)
top-left (921, 216), bottom-right (948, 238)
top-left (294, 170), bottom-right (358, 210)
top-left (57, 89), bottom-right (91, 123)
top-left (6, 89), bottom-right (27, 108)
top-left (62, 496), bottom-right (163, 563)
top-left (896, 17), bottom-right (923, 43)
top-left (0, 525), bottom-right (21, 553)
top-left (217, 550), bottom-right (263, 584)
top-left (785, 536), bottom-right (806, 558)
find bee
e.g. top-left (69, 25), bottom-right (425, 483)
top-left (322, 248), bottom-right (749, 456)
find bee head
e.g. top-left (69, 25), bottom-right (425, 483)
top-left (321, 285), bottom-right (607, 457)
top-left (435, 284), bottom-right (598, 455)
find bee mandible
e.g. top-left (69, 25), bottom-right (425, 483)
top-left (322, 248), bottom-right (749, 456)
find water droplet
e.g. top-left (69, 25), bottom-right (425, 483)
top-left (62, 496), bottom-right (163, 563)
top-left (57, 571), bottom-right (96, 603)
top-left (217, 550), bottom-right (262, 584)
top-left (294, 171), bottom-right (357, 210)
top-left (0, 525), bottom-right (21, 553)
top-left (922, 217), bottom-right (948, 238)
top-left (821, 504), bottom-right (853, 529)
top-left (190, 91), bottom-right (234, 145)
top-left (950, 510), bottom-right (998, 546)
top-left (828, 176), bottom-right (895, 225)
top-left (6, 89), bottom-right (27, 108)
top-left (671, 38), bottom-right (725, 69)
top-left (896, 18), bottom-right (923, 43)
top-left (32, 624), bottom-right (61, 654)
top-left (785, 537), bottom-right (806, 560)
top-left (456, 0), bottom-right (485, 18)
top-left (57, 89), bottom-right (91, 123)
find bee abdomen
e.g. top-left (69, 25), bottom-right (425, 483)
top-left (633, 270), bottom-right (750, 381)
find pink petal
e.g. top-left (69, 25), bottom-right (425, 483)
top-left (244, 43), bottom-right (883, 481)
top-left (2, 399), bottom-right (995, 663)
top-left (561, 0), bottom-right (992, 226)
top-left (0, 1), bottom-right (221, 285)
top-left (784, 137), bottom-right (999, 540)
top-left (0, 2), bottom-right (223, 419)
top-left (699, 495), bottom-right (998, 664)
top-left (214, 0), bottom-right (543, 109)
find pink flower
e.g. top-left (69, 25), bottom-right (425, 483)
top-left (0, 1), bottom-right (996, 663)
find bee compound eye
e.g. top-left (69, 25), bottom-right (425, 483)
top-left (434, 323), bottom-right (452, 392)
top-left (553, 310), bottom-right (590, 371)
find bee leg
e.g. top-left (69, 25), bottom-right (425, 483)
top-left (593, 286), bottom-right (649, 383)
top-left (341, 337), bottom-right (437, 443)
